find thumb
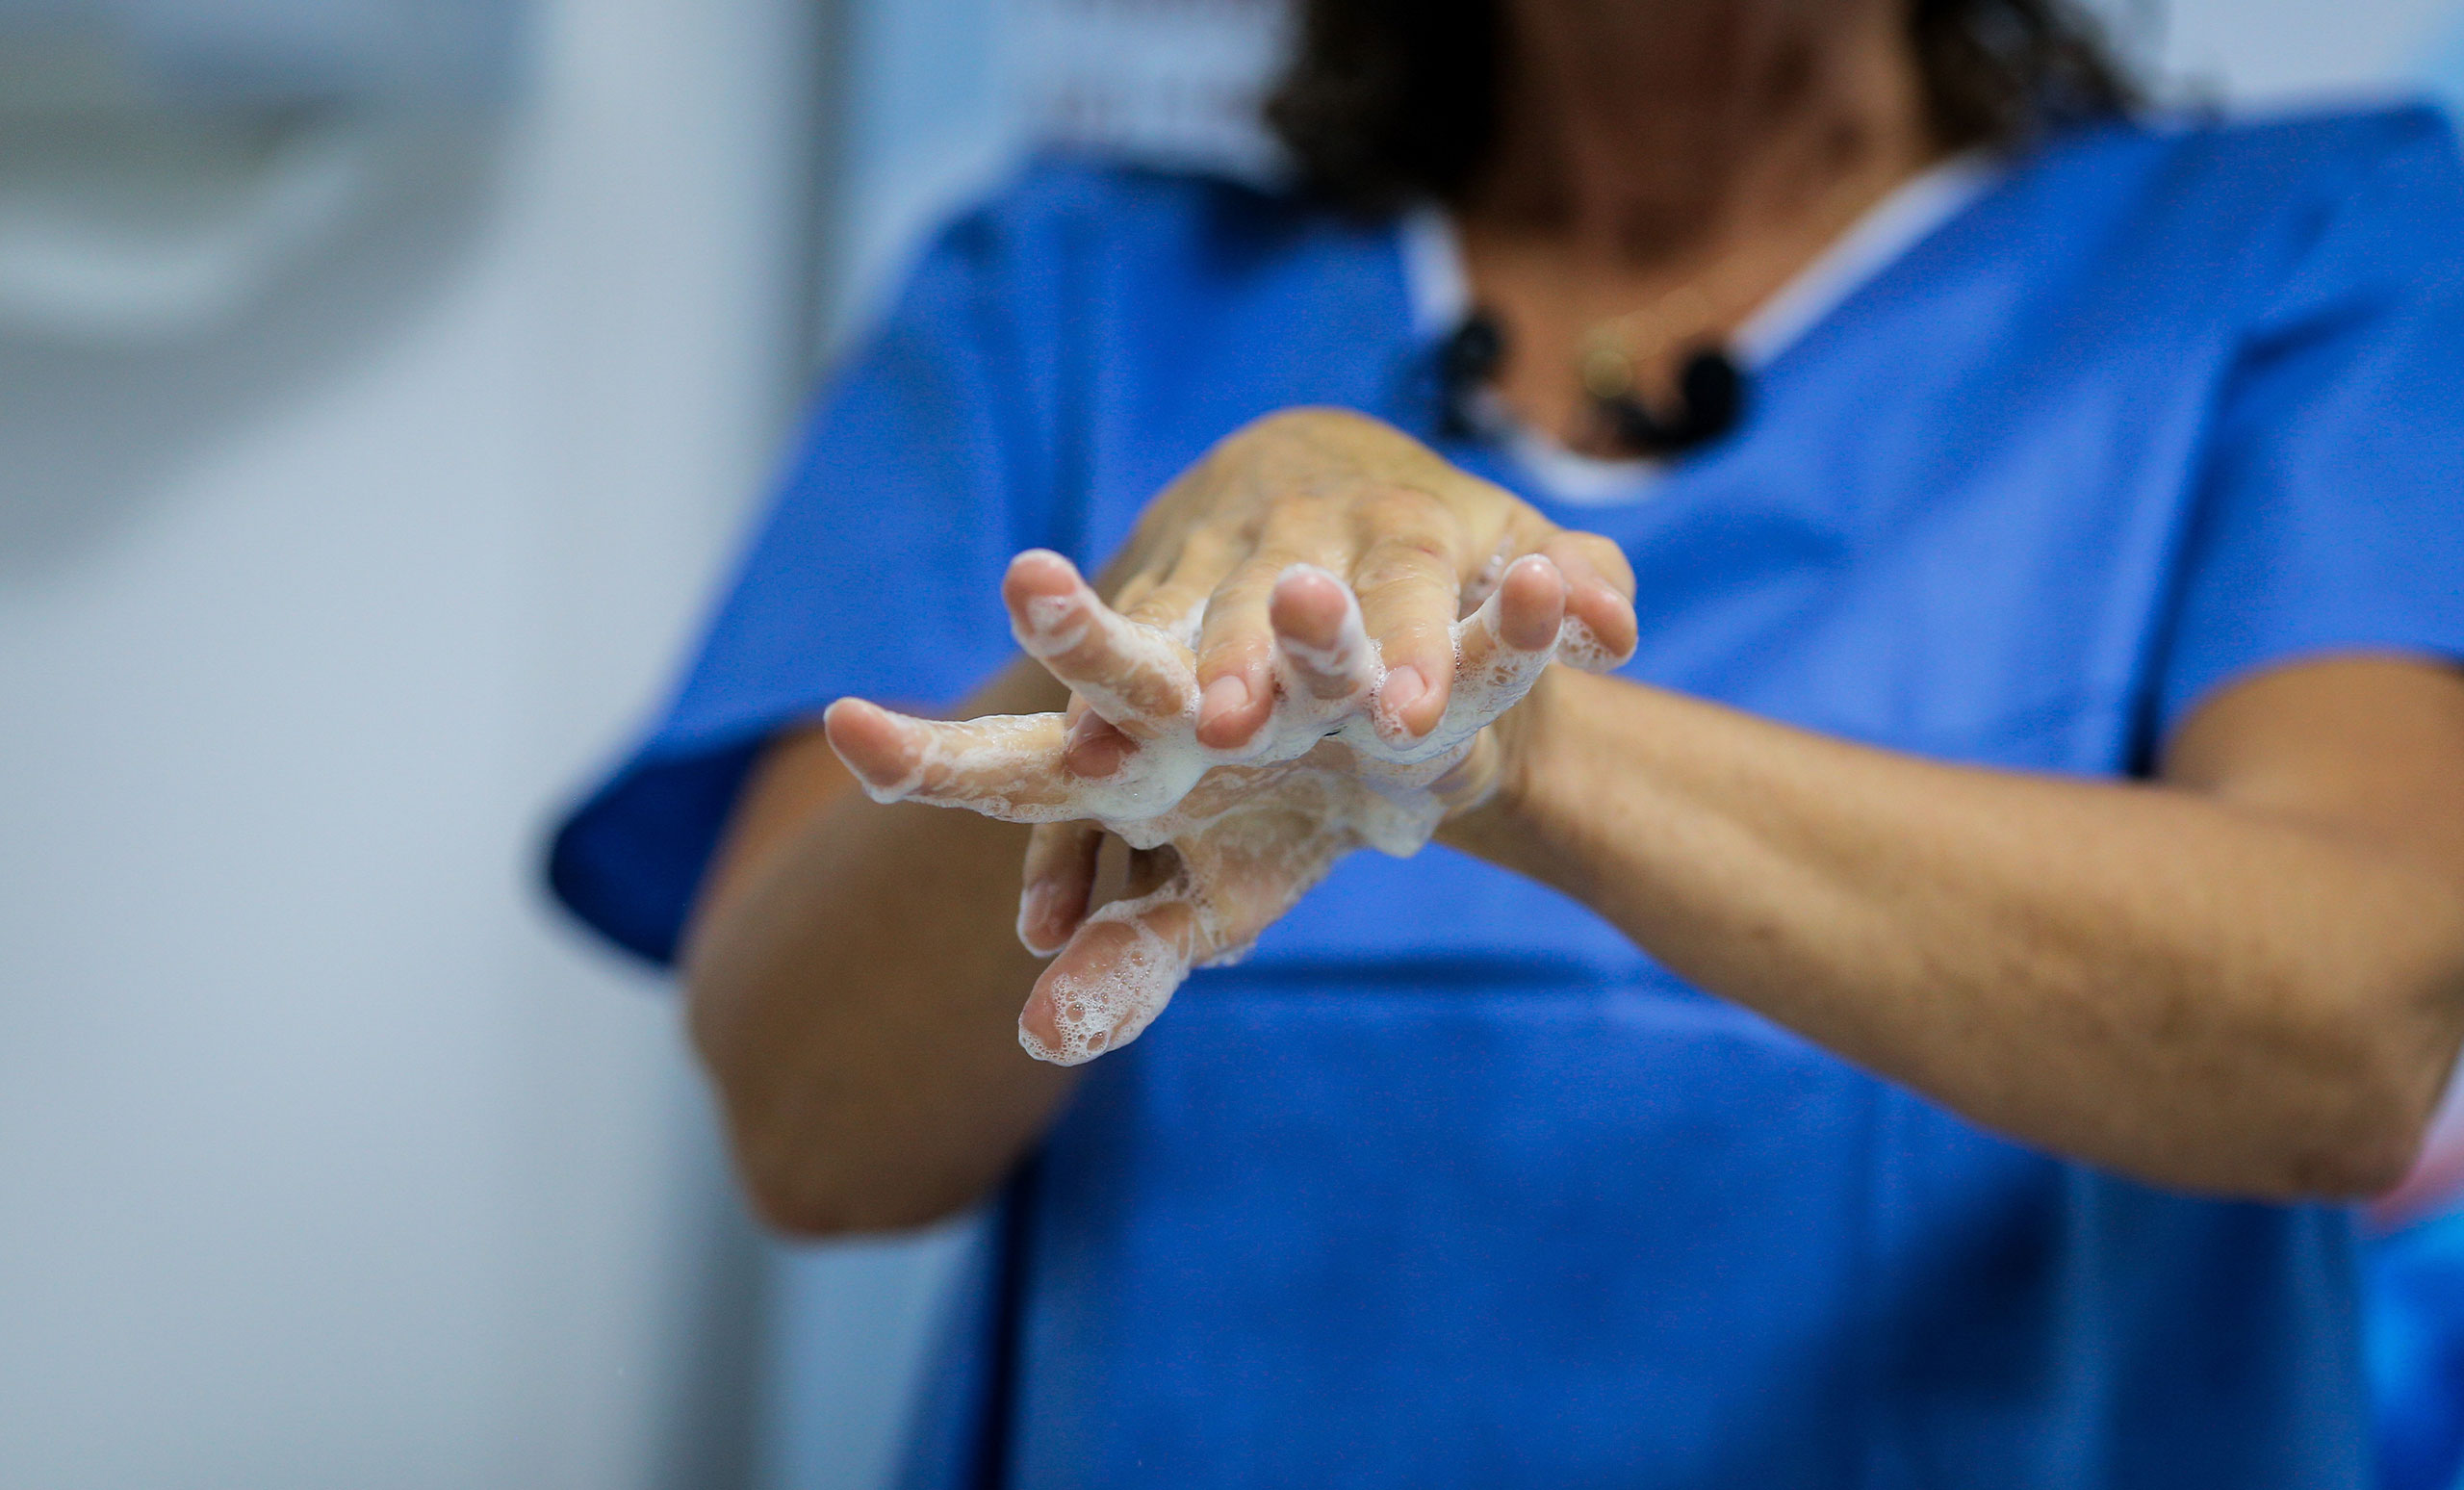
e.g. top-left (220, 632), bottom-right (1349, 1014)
top-left (1017, 885), bottom-right (1209, 1066)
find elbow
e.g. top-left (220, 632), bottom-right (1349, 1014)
top-left (683, 968), bottom-right (1024, 1240)
top-left (738, 1146), bottom-right (988, 1241)
top-left (705, 1078), bottom-right (1000, 1242)
top-left (736, 1148), bottom-right (869, 1239)
top-left (2282, 1110), bottom-right (2427, 1203)
top-left (750, 1188), bottom-right (950, 1244)
top-left (2242, 928), bottom-right (2464, 1203)
top-left (2267, 1018), bottom-right (2452, 1204)
top-left (699, 1028), bottom-right (1002, 1241)
top-left (684, 982), bottom-right (983, 1240)
top-left (2332, 1069), bottom-right (2446, 1203)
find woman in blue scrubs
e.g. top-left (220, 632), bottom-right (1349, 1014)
top-left (551, 0), bottom-right (2464, 1483)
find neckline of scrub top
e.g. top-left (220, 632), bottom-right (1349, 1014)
top-left (1398, 149), bottom-right (2004, 506)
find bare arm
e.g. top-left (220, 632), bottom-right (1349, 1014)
top-left (1443, 655), bottom-right (2464, 1198)
top-left (680, 658), bottom-right (1082, 1234)
top-left (676, 412), bottom-right (1630, 1235)
top-left (683, 409), bottom-right (2464, 1230)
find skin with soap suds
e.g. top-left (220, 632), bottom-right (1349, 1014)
top-left (832, 549), bottom-right (1629, 1063)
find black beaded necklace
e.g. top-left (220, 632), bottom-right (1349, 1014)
top-left (1441, 307), bottom-right (1746, 458)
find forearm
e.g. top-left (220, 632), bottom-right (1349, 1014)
top-left (681, 660), bottom-right (1078, 1235)
top-left (1445, 669), bottom-right (2464, 1198)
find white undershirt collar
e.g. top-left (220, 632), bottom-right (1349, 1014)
top-left (1399, 152), bottom-right (2002, 505)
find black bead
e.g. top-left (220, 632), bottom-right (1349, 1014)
top-left (1446, 311), bottom-right (1508, 386)
top-left (1600, 346), bottom-right (1746, 457)
top-left (1676, 348), bottom-right (1744, 439)
top-left (1437, 310), bottom-right (1509, 437)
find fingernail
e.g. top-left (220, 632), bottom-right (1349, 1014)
top-left (822, 702), bottom-right (914, 793)
top-left (1199, 674), bottom-right (1250, 727)
top-left (1064, 719), bottom-right (1131, 779)
top-left (1381, 665), bottom-right (1428, 716)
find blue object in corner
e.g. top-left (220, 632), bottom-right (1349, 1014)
top-left (2368, 1207), bottom-right (2464, 1490)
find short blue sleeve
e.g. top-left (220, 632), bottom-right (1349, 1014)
top-left (548, 191), bottom-right (1068, 964)
top-left (2156, 109), bottom-right (2464, 738)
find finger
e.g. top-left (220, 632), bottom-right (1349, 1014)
top-left (1424, 728), bottom-right (1508, 821)
top-left (1107, 572), bottom-right (1160, 622)
top-left (1192, 501), bottom-right (1351, 748)
top-left (821, 700), bottom-right (1083, 819)
top-left (1017, 887), bottom-right (1204, 1066)
top-left (1269, 564), bottom-right (1380, 706)
top-left (1189, 564), bottom-right (1278, 748)
top-left (1445, 555), bottom-right (1566, 728)
top-left (1061, 706), bottom-right (1141, 782)
top-left (1539, 531), bottom-right (1639, 671)
top-left (1004, 551), bottom-right (1196, 735)
top-left (1117, 523), bottom-right (1245, 645)
top-left (1017, 822), bottom-right (1102, 956)
top-left (1348, 491), bottom-right (1469, 741)
top-left (1490, 551), bottom-right (1570, 653)
top-left (1123, 841), bottom-right (1180, 898)
top-left (1457, 507), bottom-right (1556, 610)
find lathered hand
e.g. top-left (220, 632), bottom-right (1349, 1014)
top-left (824, 547), bottom-right (1633, 1065)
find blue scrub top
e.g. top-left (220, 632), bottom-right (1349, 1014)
top-left (2370, 1207), bottom-right (2464, 1490)
top-left (551, 106), bottom-right (2464, 1488)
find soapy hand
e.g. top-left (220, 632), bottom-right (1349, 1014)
top-left (1096, 408), bottom-right (1638, 751)
top-left (826, 410), bottom-right (1636, 1064)
top-left (825, 544), bottom-right (1635, 1065)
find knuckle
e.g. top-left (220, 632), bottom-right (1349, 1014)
top-left (1569, 532), bottom-right (1636, 587)
top-left (1158, 526), bottom-right (1244, 588)
top-left (1121, 586), bottom-right (1193, 629)
top-left (1356, 537), bottom-right (1453, 586)
top-left (1261, 487), bottom-right (1341, 533)
top-left (1358, 485), bottom-right (1451, 533)
top-left (1194, 578), bottom-right (1275, 641)
top-left (1383, 621), bottom-right (1454, 659)
top-left (1196, 627), bottom-right (1266, 674)
top-left (1353, 557), bottom-right (1459, 615)
top-left (1113, 579), bottom-right (1164, 620)
top-left (1218, 552), bottom-right (1315, 609)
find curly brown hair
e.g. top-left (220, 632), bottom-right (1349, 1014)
top-left (1266, 0), bottom-right (2139, 213)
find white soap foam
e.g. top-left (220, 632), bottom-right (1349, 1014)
top-left (1554, 617), bottom-right (1620, 675)
top-left (1270, 563), bottom-right (1383, 707)
top-left (868, 549), bottom-right (1640, 1066)
top-left (1014, 876), bottom-right (1075, 958)
top-left (1015, 593), bottom-right (1088, 655)
top-left (1006, 557), bottom-right (1201, 732)
top-left (860, 713), bottom-right (1079, 816)
top-left (1016, 880), bottom-right (1199, 1066)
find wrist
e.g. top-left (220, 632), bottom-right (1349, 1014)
top-left (1437, 664), bottom-right (1579, 869)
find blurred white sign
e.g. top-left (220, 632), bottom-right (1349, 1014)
top-left (0, 0), bottom-right (526, 341)
top-left (0, 0), bottom-right (525, 111)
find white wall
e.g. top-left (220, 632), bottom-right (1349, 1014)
top-left (2155, 0), bottom-right (2459, 101)
top-left (0, 0), bottom-right (818, 1484)
top-left (753, 5), bottom-right (1014, 1481)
